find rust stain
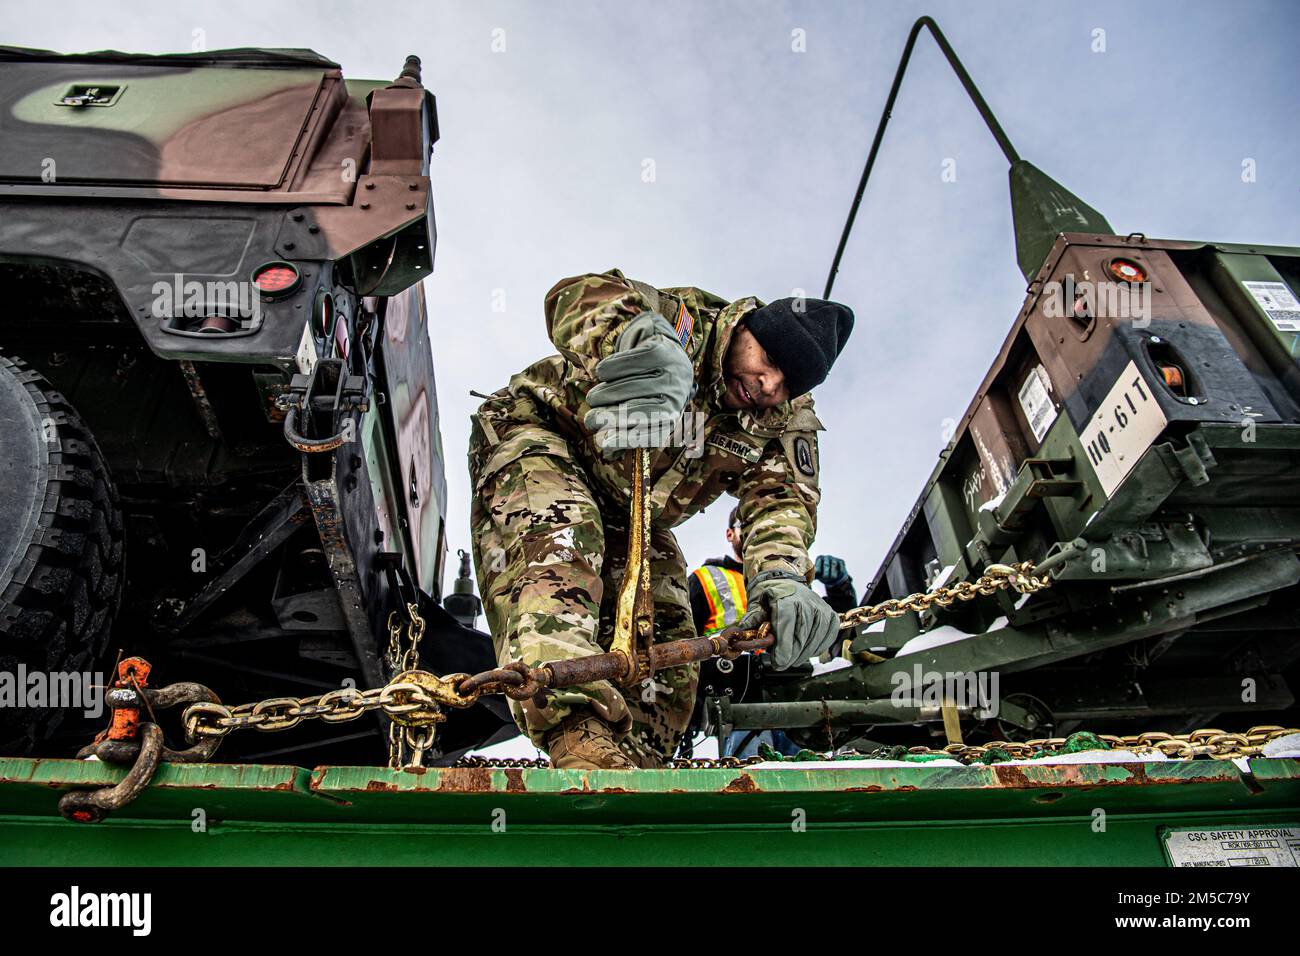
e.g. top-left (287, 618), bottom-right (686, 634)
top-left (722, 773), bottom-right (760, 794)
top-left (842, 785), bottom-right (886, 793)
top-left (435, 768), bottom-right (494, 792)
top-left (989, 763), bottom-right (1230, 790)
top-left (556, 779), bottom-right (638, 795)
top-left (364, 780), bottom-right (399, 792)
top-left (992, 765), bottom-right (1103, 789)
top-left (503, 769), bottom-right (527, 793)
top-left (990, 766), bottom-right (1043, 789)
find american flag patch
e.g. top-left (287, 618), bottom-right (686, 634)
top-left (673, 301), bottom-right (694, 347)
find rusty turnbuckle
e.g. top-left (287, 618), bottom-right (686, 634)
top-left (454, 622), bottom-right (775, 705)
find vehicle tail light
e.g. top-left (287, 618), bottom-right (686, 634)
top-left (252, 261), bottom-right (301, 298)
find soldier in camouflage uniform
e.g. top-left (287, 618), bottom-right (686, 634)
top-left (469, 269), bottom-right (854, 768)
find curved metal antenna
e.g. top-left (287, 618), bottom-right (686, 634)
top-left (823, 17), bottom-right (1020, 298)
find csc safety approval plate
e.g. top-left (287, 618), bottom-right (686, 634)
top-left (1162, 825), bottom-right (1300, 867)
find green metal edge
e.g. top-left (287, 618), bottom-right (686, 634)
top-left (0, 757), bottom-right (326, 820)
top-left (3, 758), bottom-right (1298, 866)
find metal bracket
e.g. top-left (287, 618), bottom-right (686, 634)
top-left (282, 358), bottom-right (368, 454)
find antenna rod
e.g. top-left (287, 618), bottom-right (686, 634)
top-left (823, 16), bottom-right (1020, 298)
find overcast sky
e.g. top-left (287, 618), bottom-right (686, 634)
top-left (6, 0), bottom-right (1298, 602)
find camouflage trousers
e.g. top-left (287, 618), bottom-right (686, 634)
top-left (468, 441), bottom-right (698, 765)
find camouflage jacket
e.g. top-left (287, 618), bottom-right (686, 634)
top-left (470, 269), bottom-right (824, 582)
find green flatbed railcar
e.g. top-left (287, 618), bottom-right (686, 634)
top-left (3, 756), bottom-right (1298, 866)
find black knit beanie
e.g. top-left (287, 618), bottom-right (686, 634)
top-left (744, 297), bottom-right (854, 398)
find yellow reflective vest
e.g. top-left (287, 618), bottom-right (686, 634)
top-left (692, 564), bottom-right (748, 636)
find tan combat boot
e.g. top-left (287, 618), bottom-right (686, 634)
top-left (620, 738), bottom-right (666, 769)
top-left (545, 713), bottom-right (636, 769)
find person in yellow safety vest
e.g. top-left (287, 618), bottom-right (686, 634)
top-left (689, 508), bottom-right (748, 639)
top-left (688, 505), bottom-right (858, 756)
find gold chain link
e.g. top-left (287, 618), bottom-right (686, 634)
top-left (183, 679), bottom-right (447, 739)
top-left (887, 725), bottom-right (1300, 764)
top-left (838, 561), bottom-right (1053, 630)
top-left (387, 603), bottom-right (432, 769)
top-left (184, 603), bottom-right (444, 770)
top-left (453, 726), bottom-right (1298, 769)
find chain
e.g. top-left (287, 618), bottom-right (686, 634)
top-left (838, 560), bottom-right (1053, 630)
top-left (182, 678), bottom-right (457, 739)
top-left (453, 726), bottom-right (1298, 769)
top-left (385, 603), bottom-right (431, 769)
top-left (667, 755), bottom-right (768, 769)
top-left (182, 603), bottom-right (450, 770)
top-left (758, 725), bottom-right (1300, 766)
top-left (453, 756), bottom-right (553, 769)
top-left (387, 602), bottom-right (425, 673)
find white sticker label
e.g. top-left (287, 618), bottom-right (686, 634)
top-left (1242, 280), bottom-right (1300, 332)
top-left (1080, 360), bottom-right (1167, 496)
top-left (1017, 364), bottom-right (1057, 442)
top-left (296, 321), bottom-right (318, 375)
top-left (1164, 825), bottom-right (1300, 867)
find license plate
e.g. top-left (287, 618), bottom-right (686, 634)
top-left (1080, 360), bottom-right (1167, 496)
top-left (1162, 825), bottom-right (1300, 867)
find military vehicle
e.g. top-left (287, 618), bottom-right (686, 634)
top-left (0, 45), bottom-right (509, 765)
top-left (0, 21), bottom-right (1296, 866)
top-left (691, 16), bottom-right (1300, 760)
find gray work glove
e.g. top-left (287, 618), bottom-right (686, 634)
top-left (583, 311), bottom-right (695, 453)
top-left (740, 570), bottom-right (842, 671)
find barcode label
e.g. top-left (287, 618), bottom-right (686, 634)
top-left (1242, 280), bottom-right (1300, 333)
top-left (1017, 364), bottom-right (1057, 442)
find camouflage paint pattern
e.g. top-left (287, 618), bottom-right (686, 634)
top-left (469, 269), bottom-right (825, 755)
top-left (0, 47), bottom-right (436, 266)
top-left (377, 284), bottom-right (447, 594)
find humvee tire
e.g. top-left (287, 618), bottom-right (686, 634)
top-left (0, 354), bottom-right (123, 752)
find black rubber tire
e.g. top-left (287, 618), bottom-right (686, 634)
top-left (0, 354), bottom-right (123, 753)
